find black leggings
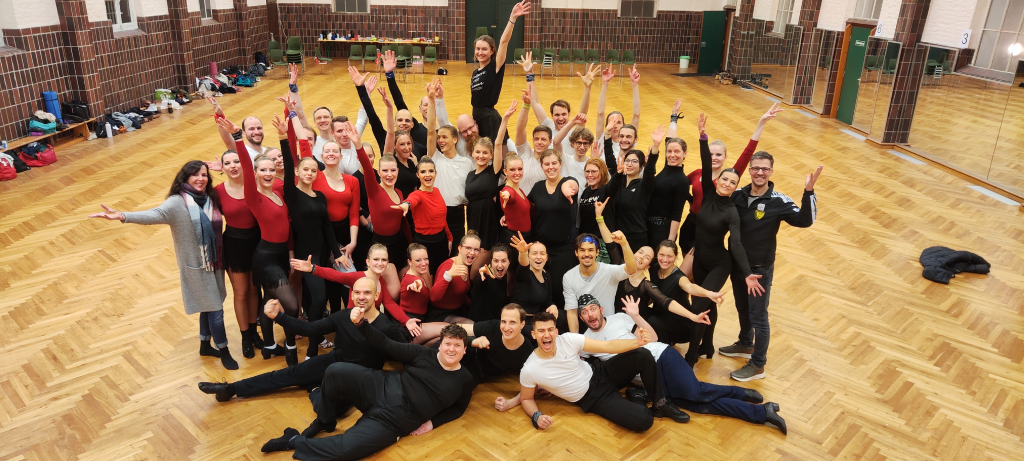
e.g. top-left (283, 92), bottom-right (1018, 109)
top-left (541, 241), bottom-right (575, 310)
top-left (328, 219), bottom-right (353, 314)
top-left (259, 282), bottom-right (299, 349)
top-left (446, 205), bottom-right (465, 257)
top-left (234, 352), bottom-right (341, 397)
top-left (685, 253), bottom-right (731, 364)
top-left (302, 253), bottom-right (329, 355)
top-left (678, 214), bottom-right (697, 253)
top-left (646, 216), bottom-right (673, 249)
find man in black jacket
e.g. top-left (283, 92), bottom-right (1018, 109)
top-left (720, 151), bottom-right (821, 382)
top-left (261, 284), bottom-right (475, 461)
top-left (197, 277), bottom-right (408, 402)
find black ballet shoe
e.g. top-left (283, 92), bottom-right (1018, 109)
top-left (261, 428), bottom-right (299, 453)
top-left (220, 347), bottom-right (239, 370)
top-left (652, 398), bottom-right (690, 423)
top-left (241, 340), bottom-right (255, 359)
top-left (285, 347), bottom-right (299, 366)
top-left (743, 389), bottom-right (764, 404)
top-left (626, 387), bottom-right (649, 407)
top-left (698, 345), bottom-right (715, 360)
top-left (199, 339), bottom-right (221, 357)
top-left (300, 419), bottom-right (337, 438)
top-left (262, 345), bottom-right (287, 360)
top-left (198, 382), bottom-right (236, 402)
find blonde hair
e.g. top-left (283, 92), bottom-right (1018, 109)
top-left (473, 137), bottom-right (495, 155)
top-left (539, 149), bottom-right (562, 165)
top-left (253, 153), bottom-right (274, 170)
top-left (368, 243), bottom-right (388, 260)
top-left (504, 153), bottom-right (523, 169)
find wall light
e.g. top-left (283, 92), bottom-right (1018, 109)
top-left (1009, 43), bottom-right (1023, 57)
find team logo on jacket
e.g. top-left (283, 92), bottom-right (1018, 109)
top-left (755, 203), bottom-right (766, 220)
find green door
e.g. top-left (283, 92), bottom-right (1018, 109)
top-left (836, 27), bottom-right (871, 124)
top-left (465, 0), bottom-right (524, 64)
top-left (697, 11), bottom-right (727, 74)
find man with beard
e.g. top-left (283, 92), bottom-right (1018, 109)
top-left (578, 295), bottom-right (787, 434)
top-left (466, 245), bottom-right (512, 322)
top-left (261, 308), bottom-right (474, 460)
top-left (434, 80), bottom-right (515, 158)
top-left (562, 232), bottom-right (637, 333)
top-left (197, 277), bottom-right (407, 403)
top-left (528, 62), bottom-right (599, 154)
top-left (513, 311), bottom-right (688, 432)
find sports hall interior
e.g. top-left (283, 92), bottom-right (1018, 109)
top-left (0, 0), bottom-right (1022, 460)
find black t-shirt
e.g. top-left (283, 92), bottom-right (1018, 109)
top-left (470, 60), bottom-right (506, 108)
top-left (648, 164), bottom-right (691, 221)
top-left (467, 274), bottom-right (510, 322)
top-left (511, 266), bottom-right (552, 315)
top-left (395, 156), bottom-right (419, 198)
top-left (469, 319), bottom-right (535, 379)
top-left (528, 177), bottom-right (578, 246)
top-left (608, 152), bottom-right (658, 239)
top-left (276, 309), bottom-right (408, 370)
top-left (578, 184), bottom-right (610, 236)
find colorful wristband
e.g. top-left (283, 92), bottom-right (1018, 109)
top-left (526, 74), bottom-right (535, 82)
top-left (288, 83), bottom-right (298, 93)
top-left (385, 71), bottom-right (395, 79)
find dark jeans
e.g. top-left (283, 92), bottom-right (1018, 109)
top-left (198, 310), bottom-right (228, 348)
top-left (576, 349), bottom-right (663, 432)
top-left (731, 264), bottom-right (774, 368)
top-left (233, 352), bottom-right (341, 398)
top-left (658, 346), bottom-right (765, 424)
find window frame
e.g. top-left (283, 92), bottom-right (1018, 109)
top-left (199, 0), bottom-right (213, 20)
top-left (853, 0), bottom-right (883, 20)
top-left (106, 0), bottom-right (138, 32)
top-left (773, 0), bottom-right (795, 34)
top-left (334, 0), bottom-right (370, 14)
top-left (974, 0), bottom-right (1024, 72)
top-left (618, 0), bottom-right (658, 19)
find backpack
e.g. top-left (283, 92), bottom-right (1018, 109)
top-left (248, 63), bottom-right (266, 77)
top-left (18, 144), bottom-right (57, 167)
top-left (254, 51), bottom-right (269, 68)
top-left (0, 153), bottom-right (17, 181)
top-left (236, 74), bottom-right (255, 87)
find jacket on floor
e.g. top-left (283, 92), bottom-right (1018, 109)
top-left (919, 246), bottom-right (990, 284)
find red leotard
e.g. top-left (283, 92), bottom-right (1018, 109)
top-left (406, 188), bottom-right (452, 241)
top-left (237, 138), bottom-right (290, 243)
top-left (429, 259), bottom-right (471, 311)
top-left (687, 138), bottom-right (758, 215)
top-left (500, 185), bottom-right (532, 233)
top-left (356, 147), bottom-right (412, 241)
top-left (215, 183), bottom-right (258, 229)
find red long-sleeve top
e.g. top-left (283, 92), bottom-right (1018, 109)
top-left (406, 188), bottom-right (452, 241)
top-left (429, 258), bottom-right (471, 311)
top-left (400, 273), bottom-right (430, 317)
top-left (215, 183), bottom-right (258, 229)
top-left (356, 147), bottom-right (412, 241)
top-left (310, 266), bottom-right (406, 323)
top-left (500, 185), bottom-right (532, 233)
top-left (312, 173), bottom-right (361, 223)
top-left (237, 138), bottom-right (290, 243)
top-left (687, 138), bottom-right (757, 215)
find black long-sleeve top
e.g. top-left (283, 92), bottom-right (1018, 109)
top-left (649, 267), bottom-right (691, 311)
top-left (466, 273), bottom-right (510, 322)
top-left (694, 137), bottom-right (753, 277)
top-left (577, 184), bottom-right (611, 237)
top-left (356, 320), bottom-right (474, 428)
top-left (528, 177), bottom-right (578, 246)
top-left (465, 319), bottom-right (535, 380)
top-left (355, 85), bottom-right (388, 155)
top-left (274, 309), bottom-right (407, 370)
top-left (281, 137), bottom-right (342, 262)
top-left (510, 266), bottom-right (553, 315)
top-left (605, 137), bottom-right (658, 241)
top-left (648, 163), bottom-right (691, 222)
top-left (613, 278), bottom-right (674, 320)
top-left (731, 181), bottom-right (816, 268)
top-left (386, 75), bottom-right (428, 159)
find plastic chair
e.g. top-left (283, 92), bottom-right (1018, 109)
top-left (620, 50), bottom-right (636, 76)
top-left (314, 45), bottom-right (334, 75)
top-left (268, 40), bottom-right (281, 56)
top-left (364, 44), bottom-right (379, 71)
top-left (542, 48), bottom-right (555, 76)
top-left (531, 48), bottom-right (544, 75)
top-left (586, 49), bottom-right (601, 67)
top-left (424, 46), bottom-right (438, 74)
top-left (396, 44), bottom-right (413, 80)
top-left (412, 46), bottom-right (423, 74)
top-left (512, 47), bottom-right (525, 75)
top-left (606, 49), bottom-right (620, 69)
top-left (285, 36), bottom-right (305, 70)
top-left (349, 44), bottom-right (363, 70)
top-left (556, 49), bottom-right (572, 76)
top-left (269, 48), bottom-right (288, 78)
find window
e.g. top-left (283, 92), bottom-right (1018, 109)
top-left (854, 0), bottom-right (883, 20)
top-left (975, 0), bottom-right (1024, 72)
top-left (105, 0), bottom-right (137, 31)
top-left (773, 0), bottom-right (795, 34)
top-left (199, 0), bottom-right (212, 19)
top-left (619, 0), bottom-right (657, 19)
top-left (334, 0), bottom-right (369, 14)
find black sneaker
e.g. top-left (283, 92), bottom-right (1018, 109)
top-left (625, 387), bottom-right (649, 407)
top-left (764, 402), bottom-right (787, 435)
top-left (261, 428), bottom-right (299, 453)
top-left (719, 341), bottom-right (753, 359)
top-left (652, 399), bottom-right (690, 423)
top-left (198, 382), bottom-right (236, 402)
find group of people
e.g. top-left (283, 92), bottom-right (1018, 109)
top-left (88, 1), bottom-right (824, 458)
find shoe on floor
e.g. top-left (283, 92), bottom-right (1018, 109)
top-left (198, 382), bottom-right (236, 402)
top-left (731, 362), bottom-right (766, 382)
top-left (220, 347), bottom-right (239, 370)
top-left (764, 402), bottom-right (787, 435)
top-left (652, 399), bottom-right (689, 423)
top-left (742, 388), bottom-right (764, 403)
top-left (625, 386), bottom-right (649, 407)
top-left (262, 344), bottom-right (287, 360)
top-left (719, 341), bottom-right (753, 359)
top-left (262, 428), bottom-right (299, 453)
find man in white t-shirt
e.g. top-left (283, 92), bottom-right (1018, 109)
top-left (512, 86), bottom-right (553, 197)
top-left (562, 232), bottom-right (636, 333)
top-left (551, 114), bottom-right (598, 197)
top-left (512, 311), bottom-right (688, 432)
top-left (528, 62), bottom-right (599, 154)
top-left (328, 118), bottom-right (363, 175)
top-left (578, 296), bottom-right (787, 434)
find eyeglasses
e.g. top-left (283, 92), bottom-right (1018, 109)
top-left (573, 141), bottom-right (591, 146)
top-left (623, 158), bottom-right (640, 165)
top-left (749, 167), bottom-right (773, 173)
top-left (462, 247), bottom-right (481, 253)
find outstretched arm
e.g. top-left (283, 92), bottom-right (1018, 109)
top-left (495, 1), bottom-right (532, 67)
top-left (595, 65), bottom-right (614, 141)
top-left (287, 64), bottom-right (313, 132)
top-left (629, 65), bottom-right (641, 127)
top-left (425, 78), bottom-right (439, 154)
top-left (494, 100), bottom-right (518, 174)
top-left (577, 63), bottom-right (599, 116)
top-left (519, 385), bottom-right (553, 430)
top-left (515, 86), bottom-right (531, 147)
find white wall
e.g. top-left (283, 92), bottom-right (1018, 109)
top-left (921, 0), bottom-right (980, 48)
top-left (752, 0), bottom-right (777, 21)
top-left (248, 0), bottom-right (267, 6)
top-left (791, 0), bottom-right (804, 25)
top-left (872, 0), bottom-right (900, 38)
top-left (135, 0), bottom-right (169, 17)
top-left (968, 0), bottom-right (992, 49)
top-left (0, 0), bottom-right (61, 29)
top-left (818, 0), bottom-right (857, 31)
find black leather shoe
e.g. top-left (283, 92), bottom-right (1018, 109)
top-left (285, 347), bottom-right (299, 366)
top-left (262, 345), bottom-right (287, 360)
top-left (241, 340), bottom-right (255, 359)
top-left (251, 329), bottom-right (265, 349)
top-left (199, 340), bottom-right (221, 357)
top-left (626, 387), bottom-right (649, 407)
top-left (300, 419), bottom-right (337, 438)
top-left (743, 388), bottom-right (764, 404)
top-left (261, 428), bottom-right (299, 453)
top-left (764, 402), bottom-right (787, 435)
top-left (198, 382), bottom-right (235, 402)
top-left (652, 399), bottom-right (690, 423)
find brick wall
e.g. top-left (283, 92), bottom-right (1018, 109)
top-left (92, 16), bottom-right (178, 113)
top-left (792, 0), bottom-right (823, 105)
top-left (191, 9), bottom-right (246, 76)
top-left (0, 26), bottom-right (70, 142)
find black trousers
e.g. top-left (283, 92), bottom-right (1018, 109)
top-left (415, 230), bottom-right (449, 277)
top-left (646, 312), bottom-right (692, 346)
top-left (685, 254), bottom-right (731, 364)
top-left (234, 352), bottom-right (341, 398)
top-left (575, 349), bottom-right (662, 432)
top-left (293, 362), bottom-right (414, 461)
top-left (446, 205), bottom-right (465, 257)
top-left (302, 251), bottom-right (330, 355)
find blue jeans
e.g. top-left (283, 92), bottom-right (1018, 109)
top-left (199, 310), bottom-right (228, 348)
top-left (731, 265), bottom-right (774, 368)
top-left (658, 347), bottom-right (765, 424)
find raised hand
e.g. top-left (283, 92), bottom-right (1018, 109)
top-left (348, 66), bottom-right (368, 86)
top-left (610, 230), bottom-right (628, 245)
top-left (447, 259), bottom-right (469, 280)
top-left (746, 274), bottom-right (765, 296)
top-left (275, 94), bottom-right (298, 111)
top-left (572, 113), bottom-right (587, 126)
top-left (479, 264), bottom-right (494, 281)
top-left (672, 98), bottom-right (682, 115)
top-left (601, 64), bottom-right (616, 83)
top-left (377, 86), bottom-right (392, 109)
top-left (520, 51), bottom-right (535, 73)
top-left (546, 305), bottom-right (558, 318)
top-left (405, 278), bottom-right (424, 292)
top-left (578, 63), bottom-right (600, 87)
top-left (207, 96), bottom-right (225, 118)
top-left (433, 78), bottom-right (445, 99)
top-left (288, 63), bottom-right (300, 85)
top-left (88, 204), bottom-right (125, 221)
top-left (472, 336), bottom-right (491, 349)
top-left (342, 120), bottom-right (362, 147)
top-left (592, 138), bottom-right (604, 158)
top-left (651, 124), bottom-right (667, 145)
top-left (520, 88), bottom-right (532, 105)
top-left (696, 113), bottom-right (707, 136)
top-left (511, 0), bottom-right (532, 19)
top-left (509, 231), bottom-right (529, 253)
top-left (805, 165), bottom-right (824, 191)
top-left (593, 197), bottom-right (609, 217)
top-left (350, 306), bottom-right (365, 325)
top-left (760, 102), bottom-right (783, 123)
top-left (264, 299), bottom-right (283, 319)
top-left (382, 49), bottom-right (397, 73)
top-left (629, 64), bottom-right (640, 85)
top-left (290, 255), bottom-right (313, 273)
top-left (270, 114), bottom-right (288, 139)
top-left (365, 73), bottom-right (378, 94)
top-left (204, 156), bottom-right (223, 172)
top-left (216, 116), bottom-right (240, 134)
top-left (503, 99), bottom-right (520, 120)
top-left (621, 295), bottom-right (641, 318)
top-left (406, 318), bottom-right (422, 337)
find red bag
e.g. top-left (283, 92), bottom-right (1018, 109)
top-left (19, 146), bottom-right (57, 167)
top-left (0, 157), bottom-right (16, 181)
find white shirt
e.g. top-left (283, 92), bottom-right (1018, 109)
top-left (431, 150), bottom-right (475, 206)
top-left (562, 262), bottom-right (629, 316)
top-left (437, 98), bottom-right (514, 158)
top-left (336, 146), bottom-right (361, 175)
top-left (516, 143), bottom-right (548, 197)
top-left (245, 143), bottom-right (267, 162)
top-left (561, 154), bottom-right (588, 198)
top-left (519, 333), bottom-right (592, 403)
top-left (312, 137), bottom-right (328, 162)
top-left (582, 313), bottom-right (669, 362)
top-left (542, 117), bottom-right (573, 154)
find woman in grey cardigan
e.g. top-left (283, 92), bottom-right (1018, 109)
top-left (90, 160), bottom-right (237, 370)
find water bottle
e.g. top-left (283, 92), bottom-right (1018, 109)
top-left (104, 121), bottom-right (112, 138)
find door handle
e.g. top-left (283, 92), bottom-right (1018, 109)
top-left (701, 42), bottom-right (706, 47)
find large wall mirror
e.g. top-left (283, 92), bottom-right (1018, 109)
top-left (808, 29), bottom-right (842, 113)
top-left (749, 20), bottom-right (803, 103)
top-left (907, 45), bottom-right (1024, 196)
top-left (852, 37), bottom-right (901, 139)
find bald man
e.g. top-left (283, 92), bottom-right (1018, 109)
top-left (198, 277), bottom-right (407, 402)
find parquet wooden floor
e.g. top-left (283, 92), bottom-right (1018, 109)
top-left (2, 62), bottom-right (1023, 461)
